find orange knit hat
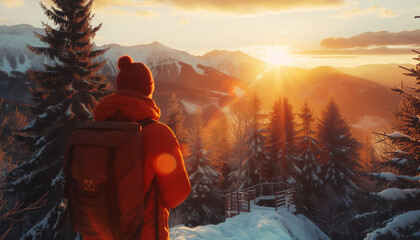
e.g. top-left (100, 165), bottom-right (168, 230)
top-left (116, 55), bottom-right (155, 97)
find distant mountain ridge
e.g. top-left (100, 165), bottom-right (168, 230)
top-left (0, 24), bottom-right (406, 138)
top-left (337, 63), bottom-right (415, 87)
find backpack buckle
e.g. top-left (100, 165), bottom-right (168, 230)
top-left (82, 179), bottom-right (95, 192)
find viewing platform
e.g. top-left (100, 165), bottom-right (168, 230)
top-left (225, 182), bottom-right (296, 217)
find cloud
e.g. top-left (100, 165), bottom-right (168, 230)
top-left (329, 5), bottom-right (398, 19)
top-left (42, 0), bottom-right (149, 10)
top-left (134, 10), bottom-right (159, 18)
top-left (1, 0), bottom-right (24, 8)
top-left (321, 30), bottom-right (420, 49)
top-left (93, 0), bottom-right (148, 9)
top-left (107, 9), bottom-right (131, 16)
top-left (104, 8), bottom-right (158, 18)
top-left (294, 47), bottom-right (413, 56)
top-left (179, 18), bottom-right (190, 25)
top-left (43, 0), bottom-right (158, 17)
top-left (143, 0), bottom-right (345, 15)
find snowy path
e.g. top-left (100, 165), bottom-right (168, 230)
top-left (170, 207), bottom-right (329, 240)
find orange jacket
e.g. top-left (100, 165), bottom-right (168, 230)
top-left (87, 89), bottom-right (191, 240)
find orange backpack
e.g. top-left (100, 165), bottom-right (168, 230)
top-left (61, 119), bottom-right (157, 240)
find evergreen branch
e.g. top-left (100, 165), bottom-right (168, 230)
top-left (40, 2), bottom-right (68, 26)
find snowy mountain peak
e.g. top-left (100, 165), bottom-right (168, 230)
top-left (103, 41), bottom-right (209, 76)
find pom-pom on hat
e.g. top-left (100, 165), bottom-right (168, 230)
top-left (116, 55), bottom-right (155, 97)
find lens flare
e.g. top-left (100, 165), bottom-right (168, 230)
top-left (155, 154), bottom-right (177, 174)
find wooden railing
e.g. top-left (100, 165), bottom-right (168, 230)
top-left (274, 188), bottom-right (295, 211)
top-left (225, 192), bottom-right (251, 217)
top-left (225, 182), bottom-right (295, 217)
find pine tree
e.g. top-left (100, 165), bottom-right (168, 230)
top-left (182, 109), bottom-right (224, 227)
top-left (317, 99), bottom-right (360, 207)
top-left (297, 102), bottom-right (323, 192)
top-left (265, 97), bottom-right (300, 182)
top-left (363, 53), bottom-right (420, 239)
top-left (6, 1), bottom-right (109, 238)
top-left (265, 98), bottom-right (282, 181)
top-left (316, 99), bottom-right (360, 239)
top-left (244, 93), bottom-right (267, 186)
top-left (166, 93), bottom-right (187, 144)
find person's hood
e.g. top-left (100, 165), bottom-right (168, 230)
top-left (93, 89), bottom-right (161, 122)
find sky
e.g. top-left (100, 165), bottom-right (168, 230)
top-left (0, 0), bottom-right (419, 67)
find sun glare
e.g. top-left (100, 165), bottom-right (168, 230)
top-left (265, 46), bottom-right (290, 66)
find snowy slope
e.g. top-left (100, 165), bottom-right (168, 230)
top-left (101, 42), bottom-right (209, 77)
top-left (0, 24), bottom-right (54, 72)
top-left (170, 207), bottom-right (329, 240)
top-left (200, 49), bottom-right (269, 81)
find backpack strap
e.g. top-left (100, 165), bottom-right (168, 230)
top-left (137, 118), bottom-right (157, 127)
top-left (154, 178), bottom-right (159, 240)
top-left (106, 148), bottom-right (120, 240)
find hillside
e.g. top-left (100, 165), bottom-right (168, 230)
top-left (337, 64), bottom-right (415, 87)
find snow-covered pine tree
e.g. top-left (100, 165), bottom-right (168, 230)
top-left (297, 102), bottom-right (323, 192)
top-left (316, 99), bottom-right (360, 239)
top-left (317, 99), bottom-right (360, 207)
top-left (182, 109), bottom-right (224, 227)
top-left (363, 52), bottom-right (420, 239)
top-left (6, 0), bottom-right (109, 238)
top-left (244, 93), bottom-right (267, 187)
top-left (166, 92), bottom-right (187, 144)
top-left (265, 97), bottom-right (282, 181)
top-left (265, 97), bottom-right (300, 182)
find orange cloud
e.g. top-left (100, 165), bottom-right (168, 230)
top-left (93, 0), bottom-right (148, 9)
top-left (294, 47), bottom-right (413, 56)
top-left (134, 10), bottom-right (159, 18)
top-left (321, 30), bottom-right (420, 49)
top-left (103, 8), bottom-right (159, 18)
top-left (2, 0), bottom-right (24, 9)
top-left (329, 5), bottom-right (398, 19)
top-left (42, 0), bottom-right (149, 10)
top-left (144, 0), bottom-right (345, 14)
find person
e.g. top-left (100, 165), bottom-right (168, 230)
top-left (89, 55), bottom-right (191, 240)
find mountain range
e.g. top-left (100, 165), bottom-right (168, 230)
top-left (0, 24), bottom-right (409, 139)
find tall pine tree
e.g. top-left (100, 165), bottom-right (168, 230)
top-left (317, 99), bottom-right (360, 207)
top-left (316, 99), bottom-right (360, 239)
top-left (363, 53), bottom-right (420, 239)
top-left (6, 0), bottom-right (109, 238)
top-left (182, 109), bottom-right (224, 227)
top-left (297, 102), bottom-right (323, 192)
top-left (166, 93), bottom-right (187, 144)
top-left (265, 97), bottom-right (300, 182)
top-left (244, 93), bottom-right (267, 187)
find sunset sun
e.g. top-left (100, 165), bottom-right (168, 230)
top-left (265, 46), bottom-right (290, 66)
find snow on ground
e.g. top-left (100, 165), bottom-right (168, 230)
top-left (170, 206), bottom-right (329, 240)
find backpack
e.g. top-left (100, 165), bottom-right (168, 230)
top-left (61, 119), bottom-right (158, 240)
